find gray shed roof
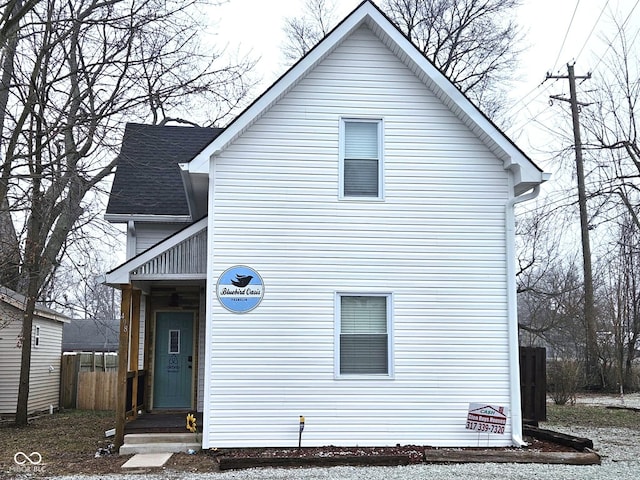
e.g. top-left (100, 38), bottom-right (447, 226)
top-left (106, 123), bottom-right (222, 218)
top-left (0, 286), bottom-right (70, 323)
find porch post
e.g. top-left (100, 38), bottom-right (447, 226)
top-left (115, 285), bottom-right (132, 451)
top-left (129, 290), bottom-right (141, 418)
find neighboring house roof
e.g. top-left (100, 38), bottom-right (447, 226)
top-left (0, 286), bottom-right (70, 323)
top-left (185, 0), bottom-right (549, 195)
top-left (62, 318), bottom-right (119, 352)
top-left (105, 123), bottom-right (223, 222)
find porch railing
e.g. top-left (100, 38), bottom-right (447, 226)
top-left (131, 229), bottom-right (207, 279)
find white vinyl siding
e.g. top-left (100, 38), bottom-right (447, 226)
top-left (205, 25), bottom-right (512, 448)
top-left (0, 307), bottom-right (64, 414)
top-left (341, 119), bottom-right (382, 198)
top-left (337, 294), bottom-right (391, 376)
top-left (133, 223), bottom-right (185, 256)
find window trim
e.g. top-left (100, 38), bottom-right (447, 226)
top-left (339, 117), bottom-right (384, 200)
top-left (334, 292), bottom-right (394, 379)
top-left (34, 325), bottom-right (40, 348)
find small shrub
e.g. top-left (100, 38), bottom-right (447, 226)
top-left (547, 359), bottom-right (582, 405)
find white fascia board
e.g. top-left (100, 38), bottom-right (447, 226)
top-left (188, 0), bottom-right (547, 190)
top-left (35, 311), bottom-right (71, 324)
top-left (0, 290), bottom-right (70, 323)
top-left (187, 3), bottom-right (376, 175)
top-left (104, 213), bottom-right (192, 224)
top-left (361, 7), bottom-right (547, 189)
top-left (104, 216), bottom-right (208, 285)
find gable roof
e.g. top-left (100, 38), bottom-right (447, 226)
top-left (106, 123), bottom-right (222, 222)
top-left (185, 0), bottom-right (548, 195)
top-left (0, 286), bottom-right (70, 324)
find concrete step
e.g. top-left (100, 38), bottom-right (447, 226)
top-left (119, 441), bottom-right (201, 455)
top-left (124, 433), bottom-right (198, 444)
top-left (120, 433), bottom-right (201, 455)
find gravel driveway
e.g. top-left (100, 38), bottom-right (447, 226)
top-left (44, 394), bottom-right (640, 480)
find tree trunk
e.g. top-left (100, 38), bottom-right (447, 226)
top-left (14, 278), bottom-right (39, 425)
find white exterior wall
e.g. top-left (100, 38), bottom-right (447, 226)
top-left (206, 26), bottom-right (514, 448)
top-left (134, 223), bottom-right (184, 255)
top-left (29, 318), bottom-right (63, 412)
top-left (0, 306), bottom-right (63, 414)
top-left (0, 313), bottom-right (22, 414)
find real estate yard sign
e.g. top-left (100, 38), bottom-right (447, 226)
top-left (466, 403), bottom-right (508, 435)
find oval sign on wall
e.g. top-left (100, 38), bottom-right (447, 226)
top-left (216, 266), bottom-right (264, 313)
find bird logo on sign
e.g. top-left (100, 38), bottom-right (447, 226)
top-left (231, 274), bottom-right (253, 288)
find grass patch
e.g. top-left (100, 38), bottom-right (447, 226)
top-left (1, 410), bottom-right (121, 477)
top-left (544, 404), bottom-right (640, 430)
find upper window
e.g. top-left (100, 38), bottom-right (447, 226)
top-left (340, 119), bottom-right (383, 199)
top-left (337, 294), bottom-right (392, 376)
top-left (34, 325), bottom-right (40, 348)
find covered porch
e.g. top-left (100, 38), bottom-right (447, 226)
top-left (105, 218), bottom-right (208, 450)
top-left (124, 411), bottom-right (204, 434)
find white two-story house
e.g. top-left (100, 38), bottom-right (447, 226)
top-left (105, 0), bottom-right (549, 451)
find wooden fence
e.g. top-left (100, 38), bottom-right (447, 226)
top-left (60, 352), bottom-right (118, 410)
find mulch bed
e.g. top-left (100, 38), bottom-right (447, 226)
top-left (212, 433), bottom-right (601, 471)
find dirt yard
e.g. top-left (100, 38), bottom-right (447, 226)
top-left (2, 394), bottom-right (639, 479)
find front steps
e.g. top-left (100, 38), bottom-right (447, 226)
top-left (119, 432), bottom-right (201, 455)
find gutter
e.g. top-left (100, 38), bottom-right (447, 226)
top-left (506, 184), bottom-right (541, 447)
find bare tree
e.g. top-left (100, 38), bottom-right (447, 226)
top-left (582, 18), bottom-right (640, 233)
top-left (281, 0), bottom-right (337, 64)
top-left (598, 216), bottom-right (640, 392)
top-left (382, 0), bottom-right (522, 117)
top-left (281, 0), bottom-right (523, 117)
top-left (0, 0), bottom-right (255, 426)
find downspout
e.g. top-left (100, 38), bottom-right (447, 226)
top-left (506, 184), bottom-right (541, 447)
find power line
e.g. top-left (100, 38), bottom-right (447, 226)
top-left (506, 83), bottom-right (544, 113)
top-left (575, 0), bottom-right (611, 62)
top-left (551, 0), bottom-right (582, 73)
top-left (504, 79), bottom-right (552, 117)
top-left (590, 0), bottom-right (640, 73)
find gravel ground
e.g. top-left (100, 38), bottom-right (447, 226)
top-left (31, 394), bottom-right (640, 480)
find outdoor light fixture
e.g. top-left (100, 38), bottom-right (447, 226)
top-left (169, 292), bottom-right (180, 307)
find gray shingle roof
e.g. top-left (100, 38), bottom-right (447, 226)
top-left (62, 318), bottom-right (120, 352)
top-left (106, 123), bottom-right (222, 217)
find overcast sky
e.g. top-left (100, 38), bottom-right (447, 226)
top-left (205, 0), bottom-right (639, 169)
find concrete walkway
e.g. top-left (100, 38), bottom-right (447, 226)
top-left (121, 453), bottom-right (173, 469)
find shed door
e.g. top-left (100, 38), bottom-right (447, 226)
top-left (154, 312), bottom-right (194, 409)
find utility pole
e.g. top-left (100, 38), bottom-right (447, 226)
top-left (547, 63), bottom-right (599, 387)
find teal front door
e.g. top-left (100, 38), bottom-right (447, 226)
top-left (154, 312), bottom-right (194, 409)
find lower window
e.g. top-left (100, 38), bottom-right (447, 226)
top-left (337, 294), bottom-right (392, 376)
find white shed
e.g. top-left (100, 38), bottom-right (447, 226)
top-left (0, 287), bottom-right (70, 415)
